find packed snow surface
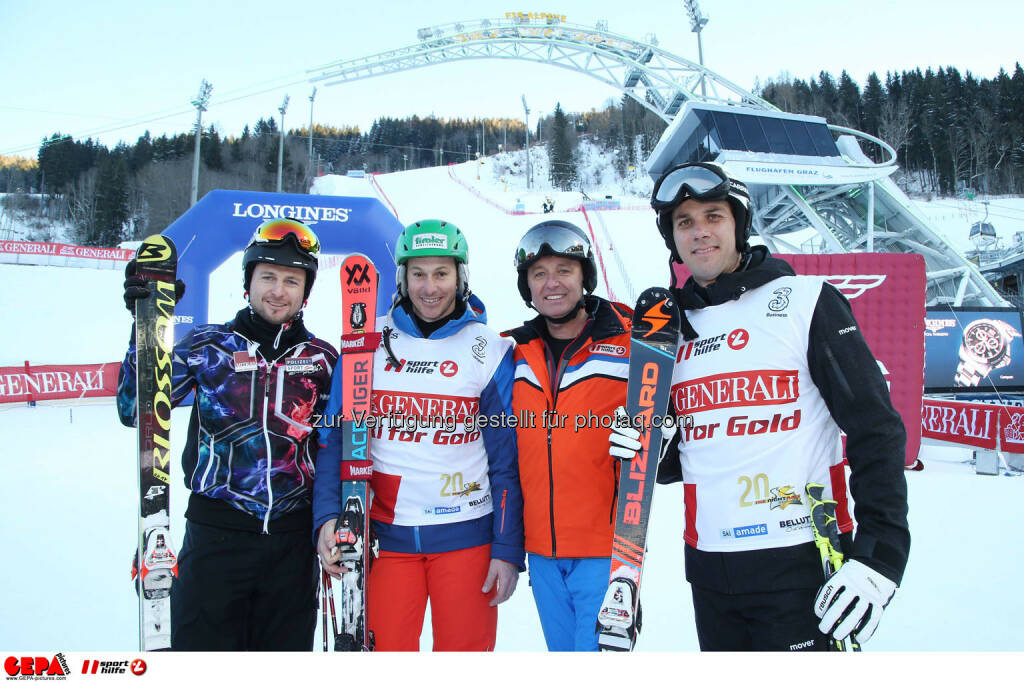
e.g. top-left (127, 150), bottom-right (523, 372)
top-left (1, 159), bottom-right (1022, 652)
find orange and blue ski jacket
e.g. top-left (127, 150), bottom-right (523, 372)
top-left (504, 296), bottom-right (633, 558)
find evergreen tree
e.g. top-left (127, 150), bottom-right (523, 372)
top-left (836, 70), bottom-right (862, 128)
top-left (203, 127), bottom-right (224, 170)
top-left (548, 103), bottom-right (577, 191)
top-left (92, 154), bottom-right (129, 246)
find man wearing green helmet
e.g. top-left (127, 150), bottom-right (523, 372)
top-left (314, 219), bottom-right (524, 651)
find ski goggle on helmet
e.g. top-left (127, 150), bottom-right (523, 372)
top-left (246, 218), bottom-right (321, 256)
top-left (514, 220), bottom-right (597, 303)
top-left (650, 162), bottom-right (749, 211)
top-left (514, 221), bottom-right (592, 270)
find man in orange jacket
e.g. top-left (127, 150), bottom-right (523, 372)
top-left (504, 220), bottom-right (634, 651)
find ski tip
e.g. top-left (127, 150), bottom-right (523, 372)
top-left (631, 287), bottom-right (681, 341)
top-left (137, 234), bottom-right (177, 264)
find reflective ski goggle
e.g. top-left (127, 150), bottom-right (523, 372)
top-left (650, 163), bottom-right (734, 211)
top-left (248, 219), bottom-right (321, 256)
top-left (514, 223), bottom-right (591, 269)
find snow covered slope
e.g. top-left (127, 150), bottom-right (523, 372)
top-left (1, 160), bottom-right (1022, 652)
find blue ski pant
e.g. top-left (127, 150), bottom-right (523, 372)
top-left (527, 553), bottom-right (611, 651)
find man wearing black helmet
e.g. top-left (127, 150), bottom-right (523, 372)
top-left (623, 162), bottom-right (910, 650)
top-left (117, 218), bottom-right (338, 650)
top-left (504, 220), bottom-right (636, 651)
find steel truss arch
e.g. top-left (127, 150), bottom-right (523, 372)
top-left (306, 17), bottom-right (774, 120)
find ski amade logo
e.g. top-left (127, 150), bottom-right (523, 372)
top-left (4, 654), bottom-right (70, 679)
top-left (411, 233), bottom-right (447, 250)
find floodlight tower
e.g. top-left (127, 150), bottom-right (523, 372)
top-left (522, 94), bottom-right (532, 190)
top-left (190, 79), bottom-right (212, 206)
top-left (683, 0), bottom-right (709, 97)
top-left (277, 94), bottom-right (290, 193)
top-left (308, 87), bottom-right (317, 175)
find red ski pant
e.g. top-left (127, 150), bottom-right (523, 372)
top-left (368, 544), bottom-right (497, 651)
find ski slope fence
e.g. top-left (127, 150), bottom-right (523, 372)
top-left (0, 239), bottom-right (133, 269)
top-left (0, 361), bottom-right (120, 403)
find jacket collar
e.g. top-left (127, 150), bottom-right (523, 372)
top-left (504, 295), bottom-right (631, 344)
top-left (388, 293), bottom-right (488, 339)
top-left (671, 246), bottom-right (794, 340)
top-left (231, 306), bottom-right (309, 361)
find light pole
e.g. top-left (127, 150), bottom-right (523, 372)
top-left (521, 95), bottom-right (532, 190)
top-left (683, 0), bottom-right (709, 97)
top-left (190, 79), bottom-right (212, 206)
top-left (308, 87), bottom-right (317, 177)
top-left (277, 95), bottom-right (289, 193)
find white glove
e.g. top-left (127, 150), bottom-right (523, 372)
top-left (814, 559), bottom-right (897, 644)
top-left (608, 406), bottom-right (640, 460)
top-left (608, 406), bottom-right (679, 460)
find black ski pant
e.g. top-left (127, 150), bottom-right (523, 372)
top-left (691, 584), bottom-right (830, 651)
top-left (170, 520), bottom-right (318, 651)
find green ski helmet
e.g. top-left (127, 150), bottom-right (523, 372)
top-left (394, 219), bottom-right (470, 300)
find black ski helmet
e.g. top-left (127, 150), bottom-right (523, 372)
top-left (242, 218), bottom-right (320, 300)
top-left (651, 162), bottom-right (752, 263)
top-left (514, 220), bottom-right (598, 304)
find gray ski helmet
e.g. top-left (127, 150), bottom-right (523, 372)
top-left (651, 162), bottom-right (752, 262)
top-left (242, 218), bottom-right (320, 300)
top-left (514, 220), bottom-right (597, 303)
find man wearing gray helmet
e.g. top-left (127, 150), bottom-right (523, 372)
top-left (504, 220), bottom-right (638, 650)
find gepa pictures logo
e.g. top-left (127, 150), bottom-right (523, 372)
top-left (4, 654), bottom-right (70, 679)
top-left (411, 233), bottom-right (447, 250)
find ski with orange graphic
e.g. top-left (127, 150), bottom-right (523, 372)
top-left (598, 288), bottom-right (680, 651)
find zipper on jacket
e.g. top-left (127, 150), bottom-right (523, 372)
top-left (546, 426), bottom-right (556, 557)
top-left (543, 332), bottom-right (590, 558)
top-left (261, 362), bottom-right (274, 534)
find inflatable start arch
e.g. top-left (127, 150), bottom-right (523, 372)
top-left (163, 189), bottom-right (402, 342)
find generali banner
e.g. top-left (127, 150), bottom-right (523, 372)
top-left (0, 362), bottom-right (120, 403)
top-left (0, 240), bottom-right (134, 261)
top-left (673, 253), bottom-right (926, 467)
top-left (922, 397), bottom-right (1024, 454)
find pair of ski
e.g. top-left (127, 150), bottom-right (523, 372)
top-left (322, 253), bottom-right (379, 652)
top-left (132, 235), bottom-right (181, 651)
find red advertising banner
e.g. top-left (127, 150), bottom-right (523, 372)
top-left (997, 404), bottom-right (1024, 454)
top-left (0, 240), bottom-right (134, 261)
top-left (921, 398), bottom-right (1000, 450)
top-left (0, 362), bottom-right (120, 403)
top-left (673, 253), bottom-right (926, 466)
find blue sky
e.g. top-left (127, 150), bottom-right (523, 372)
top-left (2, 0), bottom-right (1021, 157)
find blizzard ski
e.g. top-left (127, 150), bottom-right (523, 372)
top-left (328, 253), bottom-right (380, 651)
top-left (132, 234), bottom-right (179, 651)
top-left (806, 483), bottom-right (861, 652)
top-left (598, 288), bottom-right (681, 652)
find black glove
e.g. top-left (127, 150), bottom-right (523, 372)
top-left (123, 259), bottom-right (186, 314)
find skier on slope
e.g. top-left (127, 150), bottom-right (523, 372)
top-left (313, 219), bottom-right (524, 651)
top-left (613, 162), bottom-right (910, 650)
top-left (503, 220), bottom-right (638, 651)
top-left (118, 218), bottom-right (337, 651)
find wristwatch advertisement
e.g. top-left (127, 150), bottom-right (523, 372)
top-left (954, 318), bottom-right (1022, 387)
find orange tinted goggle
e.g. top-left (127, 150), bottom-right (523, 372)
top-left (249, 220), bottom-right (321, 255)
